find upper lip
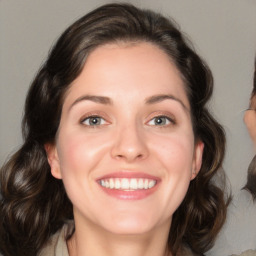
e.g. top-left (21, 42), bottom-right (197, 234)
top-left (96, 171), bottom-right (160, 181)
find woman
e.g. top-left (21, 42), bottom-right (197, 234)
top-left (244, 58), bottom-right (256, 199)
top-left (229, 60), bottom-right (256, 256)
top-left (0, 3), bottom-right (228, 256)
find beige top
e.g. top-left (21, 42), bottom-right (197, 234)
top-left (231, 250), bottom-right (256, 256)
top-left (38, 224), bottom-right (70, 256)
top-left (38, 223), bottom-right (196, 256)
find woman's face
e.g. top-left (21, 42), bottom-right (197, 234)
top-left (46, 42), bottom-right (203, 235)
top-left (244, 94), bottom-right (256, 147)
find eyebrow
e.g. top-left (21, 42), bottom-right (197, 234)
top-left (68, 94), bottom-right (189, 112)
top-left (145, 94), bottom-right (189, 111)
top-left (69, 95), bottom-right (112, 111)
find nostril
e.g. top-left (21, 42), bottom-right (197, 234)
top-left (110, 133), bottom-right (149, 162)
top-left (114, 152), bottom-right (145, 161)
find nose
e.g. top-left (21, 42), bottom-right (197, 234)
top-left (111, 124), bottom-right (149, 163)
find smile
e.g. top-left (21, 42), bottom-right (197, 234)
top-left (99, 178), bottom-right (157, 190)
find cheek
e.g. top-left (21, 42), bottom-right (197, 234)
top-left (163, 137), bottom-right (194, 187)
top-left (244, 111), bottom-right (256, 144)
top-left (151, 132), bottom-right (194, 184)
top-left (151, 131), bottom-right (195, 169)
top-left (244, 111), bottom-right (256, 130)
top-left (56, 129), bottom-right (111, 177)
top-left (148, 133), bottom-right (194, 217)
top-left (57, 135), bottom-right (85, 173)
top-left (55, 132), bottom-right (100, 207)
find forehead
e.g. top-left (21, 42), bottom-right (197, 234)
top-left (64, 42), bottom-right (190, 109)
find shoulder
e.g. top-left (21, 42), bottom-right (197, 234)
top-left (38, 222), bottom-right (73, 256)
top-left (208, 190), bottom-right (256, 255)
top-left (231, 249), bottom-right (256, 256)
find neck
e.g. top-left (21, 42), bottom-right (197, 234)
top-left (67, 215), bottom-right (172, 256)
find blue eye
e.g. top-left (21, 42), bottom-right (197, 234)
top-left (148, 116), bottom-right (173, 126)
top-left (81, 116), bottom-right (107, 126)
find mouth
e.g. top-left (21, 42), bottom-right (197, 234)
top-left (96, 172), bottom-right (159, 200)
top-left (98, 178), bottom-right (157, 191)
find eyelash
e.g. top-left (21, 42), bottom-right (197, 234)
top-left (147, 115), bottom-right (175, 127)
top-left (79, 113), bottom-right (176, 128)
top-left (80, 114), bottom-right (109, 127)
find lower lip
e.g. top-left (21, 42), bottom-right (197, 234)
top-left (98, 183), bottom-right (159, 200)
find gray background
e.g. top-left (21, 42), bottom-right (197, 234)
top-left (1, 0), bottom-right (256, 255)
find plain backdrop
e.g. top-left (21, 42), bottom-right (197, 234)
top-left (1, 0), bottom-right (256, 255)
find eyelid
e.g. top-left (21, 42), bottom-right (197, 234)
top-left (146, 111), bottom-right (176, 126)
top-left (82, 116), bottom-right (107, 126)
top-left (79, 111), bottom-right (110, 125)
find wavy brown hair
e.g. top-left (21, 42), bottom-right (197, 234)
top-left (244, 57), bottom-right (256, 199)
top-left (0, 3), bottom-right (229, 256)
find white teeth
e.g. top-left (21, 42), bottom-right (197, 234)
top-left (99, 178), bottom-right (157, 190)
top-left (130, 179), bottom-right (137, 190)
top-left (109, 178), bottom-right (114, 189)
top-left (121, 178), bottom-right (129, 190)
top-left (138, 179), bottom-right (144, 189)
top-left (144, 179), bottom-right (149, 189)
top-left (148, 180), bottom-right (156, 188)
top-left (115, 179), bottom-right (121, 189)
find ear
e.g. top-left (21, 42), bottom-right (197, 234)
top-left (44, 143), bottom-right (62, 179)
top-left (191, 140), bottom-right (204, 180)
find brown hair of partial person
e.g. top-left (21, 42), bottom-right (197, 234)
top-left (244, 58), bottom-right (256, 200)
top-left (0, 3), bottom-right (229, 256)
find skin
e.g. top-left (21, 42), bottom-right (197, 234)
top-left (244, 94), bottom-right (256, 148)
top-left (46, 42), bottom-right (204, 256)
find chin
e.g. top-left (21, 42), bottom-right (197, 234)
top-left (100, 213), bottom-right (166, 235)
